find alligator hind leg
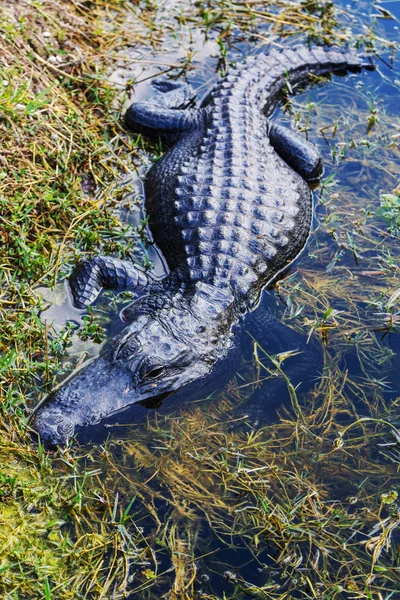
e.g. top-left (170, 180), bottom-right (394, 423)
top-left (268, 122), bottom-right (323, 182)
top-left (124, 78), bottom-right (197, 142)
top-left (70, 255), bottom-right (152, 309)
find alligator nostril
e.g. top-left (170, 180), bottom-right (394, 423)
top-left (30, 410), bottom-right (75, 449)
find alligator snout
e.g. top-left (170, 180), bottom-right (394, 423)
top-left (31, 407), bottom-right (75, 448)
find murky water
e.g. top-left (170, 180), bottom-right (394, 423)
top-left (38, 0), bottom-right (399, 596)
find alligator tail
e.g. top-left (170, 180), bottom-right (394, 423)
top-left (208, 46), bottom-right (374, 114)
top-left (261, 45), bottom-right (374, 111)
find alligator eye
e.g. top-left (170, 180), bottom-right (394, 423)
top-left (144, 366), bottom-right (166, 380)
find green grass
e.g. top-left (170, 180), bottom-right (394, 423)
top-left (0, 0), bottom-right (399, 598)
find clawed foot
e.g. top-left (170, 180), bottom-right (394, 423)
top-left (150, 78), bottom-right (196, 109)
top-left (69, 255), bottom-right (150, 309)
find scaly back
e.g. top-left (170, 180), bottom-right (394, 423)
top-left (147, 46), bottom-right (364, 310)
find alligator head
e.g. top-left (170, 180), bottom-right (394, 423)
top-left (31, 283), bottom-right (235, 447)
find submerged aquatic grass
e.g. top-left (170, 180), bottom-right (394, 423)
top-left (0, 0), bottom-right (399, 597)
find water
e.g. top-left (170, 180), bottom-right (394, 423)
top-left (38, 0), bottom-right (400, 596)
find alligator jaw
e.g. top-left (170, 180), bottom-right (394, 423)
top-left (30, 355), bottom-right (136, 447)
top-left (30, 350), bottom-right (208, 448)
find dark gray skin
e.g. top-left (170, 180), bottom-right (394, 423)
top-left (31, 45), bottom-right (371, 446)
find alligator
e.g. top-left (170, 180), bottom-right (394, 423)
top-left (31, 45), bottom-right (372, 446)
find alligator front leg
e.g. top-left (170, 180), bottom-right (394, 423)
top-left (124, 78), bottom-right (198, 142)
top-left (268, 122), bottom-right (323, 182)
top-left (69, 255), bottom-right (152, 309)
